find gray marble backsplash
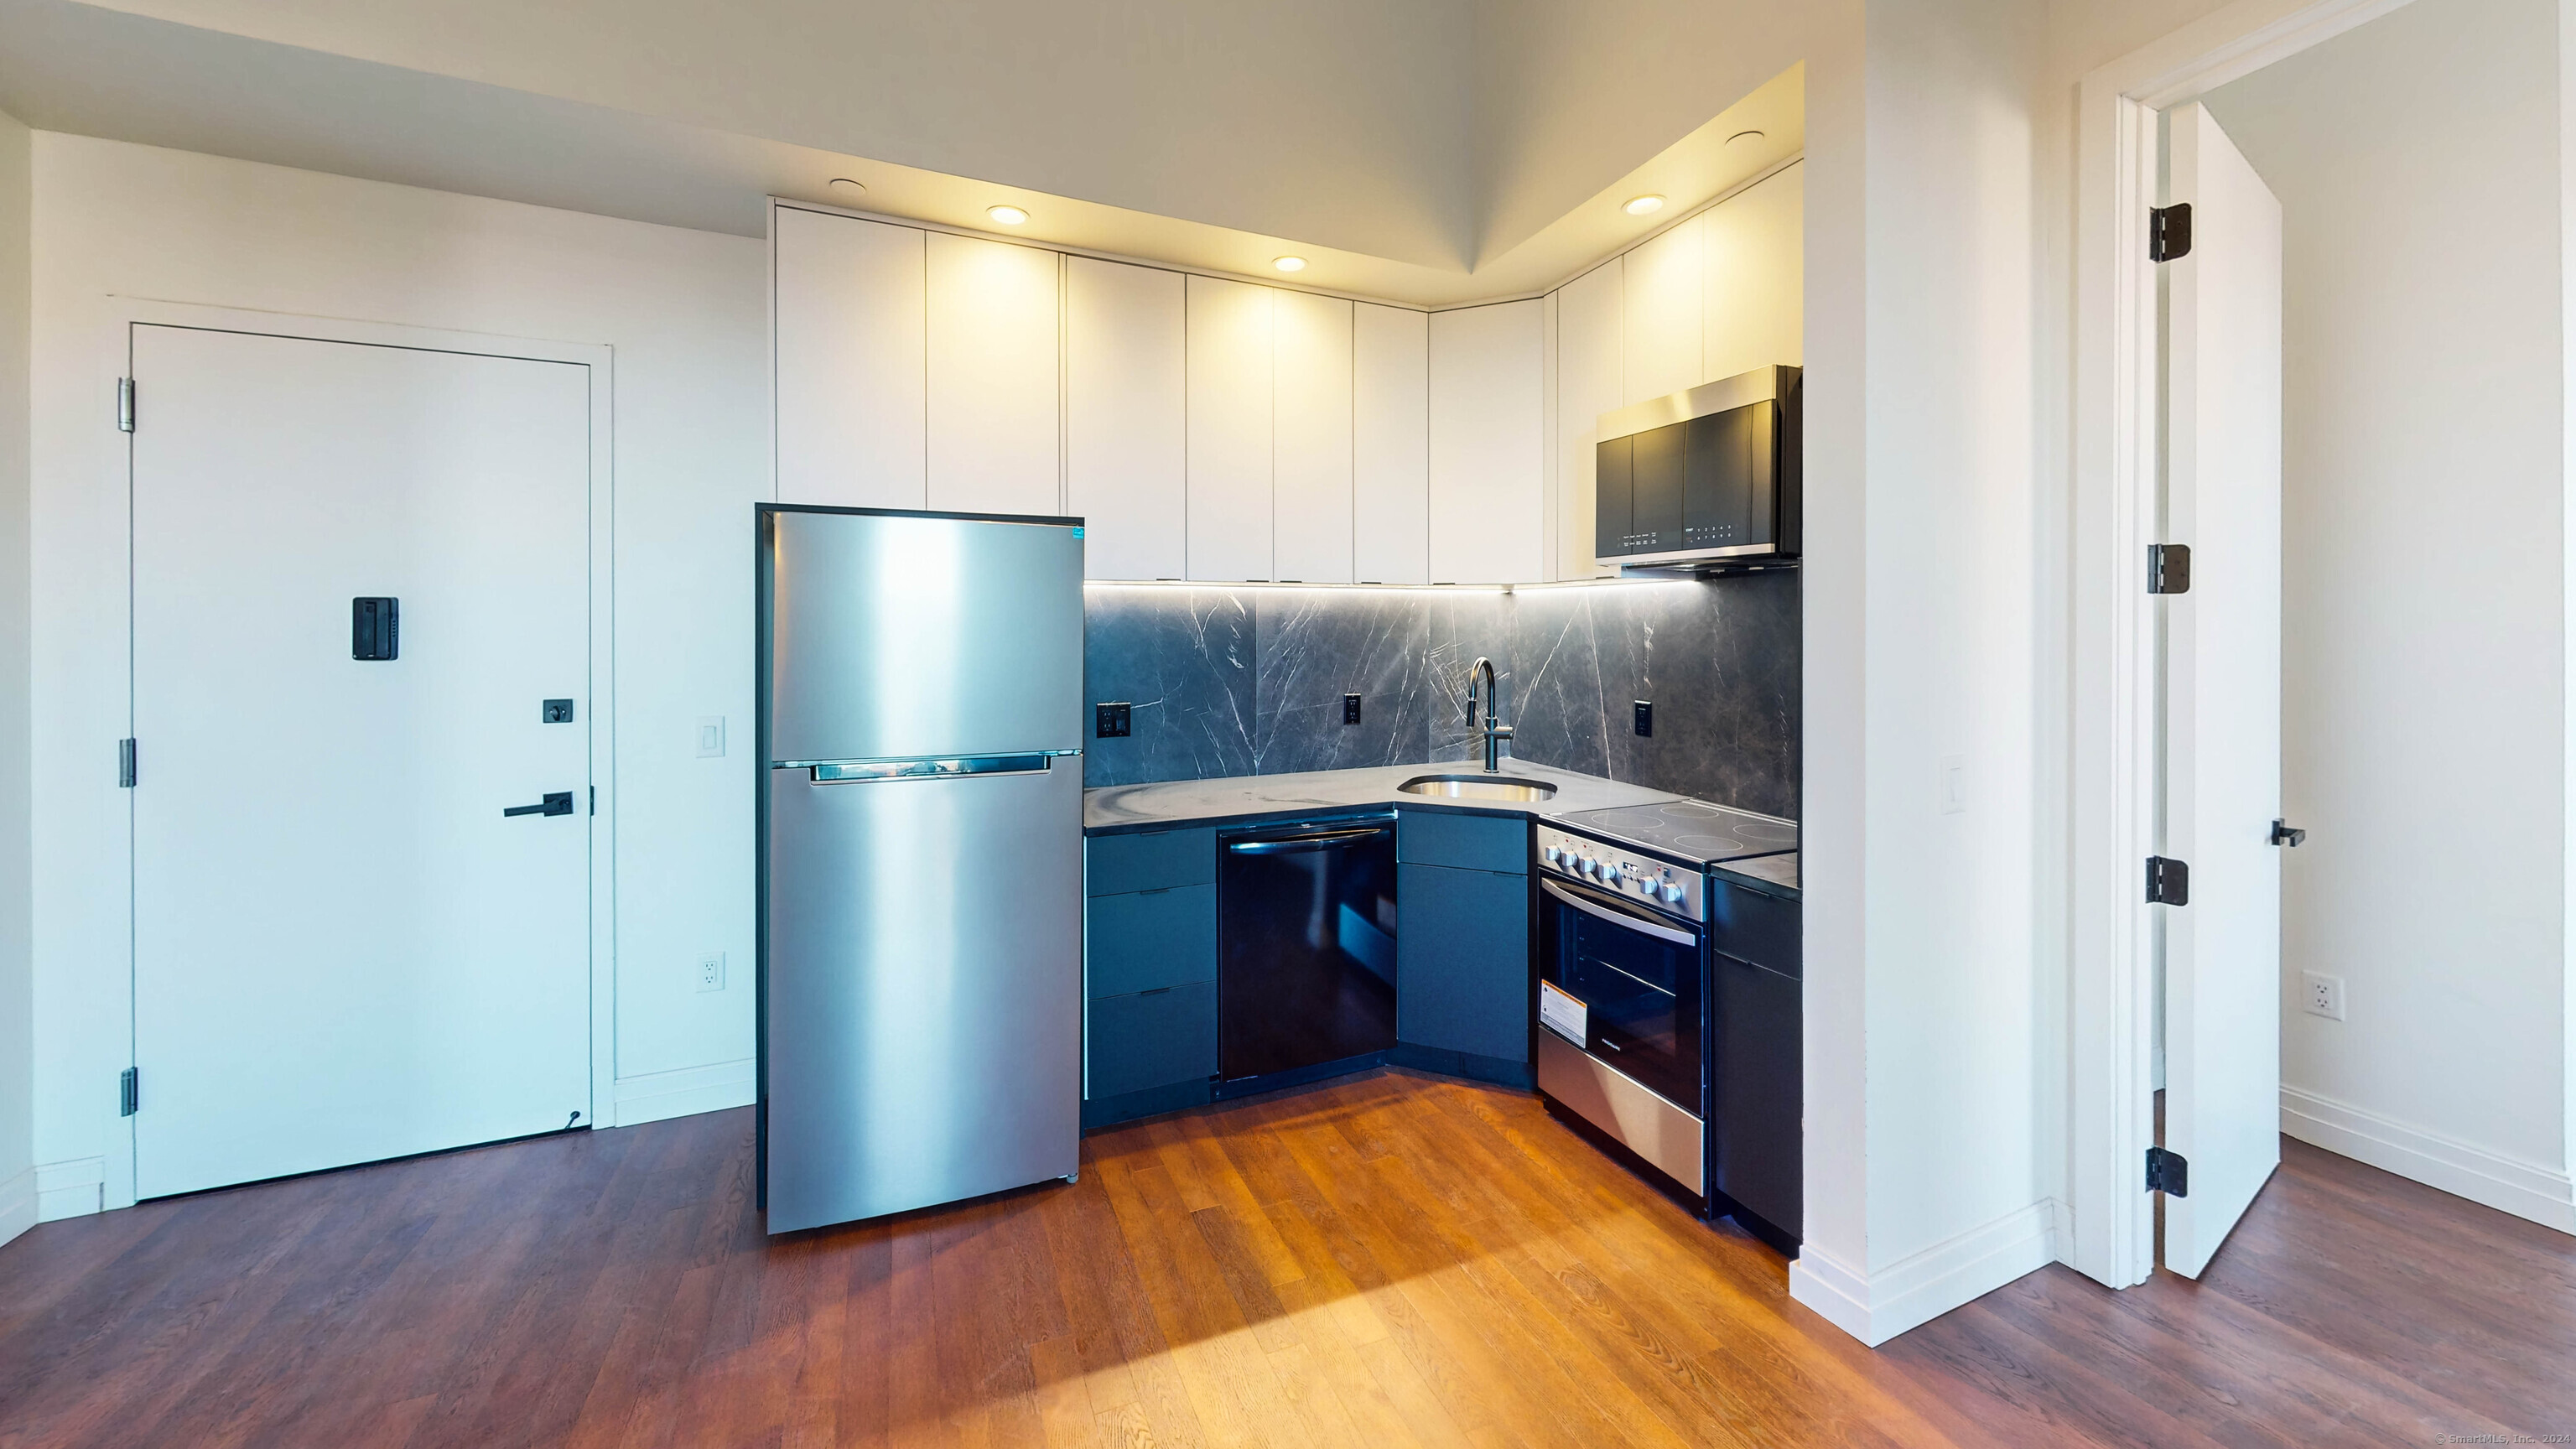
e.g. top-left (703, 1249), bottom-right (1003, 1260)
top-left (1082, 573), bottom-right (1799, 819)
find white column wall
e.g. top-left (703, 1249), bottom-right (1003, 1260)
top-left (0, 106), bottom-right (33, 1249)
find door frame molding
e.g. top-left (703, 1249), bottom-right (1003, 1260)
top-left (2064, 0), bottom-right (2418, 1289)
top-left (108, 299), bottom-right (615, 1208)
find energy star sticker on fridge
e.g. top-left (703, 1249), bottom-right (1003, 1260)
top-left (756, 505), bottom-right (1085, 1233)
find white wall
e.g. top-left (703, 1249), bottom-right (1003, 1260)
top-left (2202, 0), bottom-right (2573, 1228)
top-left (29, 135), bottom-right (767, 1214)
top-left (0, 106), bottom-right (32, 1249)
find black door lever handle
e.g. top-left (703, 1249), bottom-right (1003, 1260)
top-left (2268, 818), bottom-right (2306, 847)
top-left (505, 792), bottom-right (576, 818)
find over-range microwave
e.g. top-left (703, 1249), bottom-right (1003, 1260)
top-left (1595, 365), bottom-right (1801, 571)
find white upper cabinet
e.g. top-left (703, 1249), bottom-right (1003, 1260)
top-left (1352, 303), bottom-right (1429, 585)
top-left (1623, 214), bottom-right (1706, 405)
top-left (1187, 275), bottom-right (1275, 582)
top-left (927, 233), bottom-right (1062, 516)
top-left (1555, 260), bottom-right (1624, 579)
top-left (1428, 302), bottom-right (1545, 584)
top-left (1066, 257), bottom-right (1186, 580)
top-left (1704, 161), bottom-right (1804, 379)
top-left (1272, 291), bottom-right (1355, 584)
top-left (773, 207), bottom-right (926, 508)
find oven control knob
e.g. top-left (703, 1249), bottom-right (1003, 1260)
top-left (1600, 863), bottom-right (1622, 886)
top-left (1661, 881), bottom-right (1685, 905)
top-left (1542, 845), bottom-right (1559, 865)
top-left (1578, 856), bottom-right (1597, 875)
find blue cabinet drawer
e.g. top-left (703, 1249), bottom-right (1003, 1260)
top-left (1394, 862), bottom-right (1531, 1063)
top-left (1086, 883), bottom-right (1217, 997)
top-left (1710, 877), bottom-right (1800, 977)
top-left (1088, 982), bottom-right (1217, 1099)
top-left (1086, 828), bottom-right (1217, 897)
top-left (1397, 810), bottom-right (1528, 875)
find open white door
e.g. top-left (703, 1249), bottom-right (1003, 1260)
top-left (2160, 102), bottom-right (2284, 1278)
top-left (130, 323), bottom-right (594, 1199)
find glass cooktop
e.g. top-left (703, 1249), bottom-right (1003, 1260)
top-left (1553, 798), bottom-right (1798, 866)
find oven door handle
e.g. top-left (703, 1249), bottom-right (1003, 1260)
top-left (1540, 880), bottom-right (1699, 947)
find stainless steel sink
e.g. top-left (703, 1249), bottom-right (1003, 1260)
top-left (1397, 773), bottom-right (1558, 802)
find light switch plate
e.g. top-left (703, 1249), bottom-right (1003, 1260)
top-left (695, 715), bottom-right (726, 758)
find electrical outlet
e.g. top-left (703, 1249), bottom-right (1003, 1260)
top-left (1343, 693), bottom-right (1363, 724)
top-left (2299, 970), bottom-right (2344, 1021)
top-left (1633, 701), bottom-right (1653, 737)
top-left (1095, 702), bottom-right (1131, 738)
top-left (694, 715), bottom-right (726, 758)
top-left (697, 953), bottom-right (726, 993)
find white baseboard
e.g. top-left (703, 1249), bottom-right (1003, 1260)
top-left (2281, 1085), bottom-right (2575, 1235)
top-left (609, 1060), bottom-right (754, 1128)
top-left (0, 1165), bottom-right (35, 1248)
top-left (1789, 1198), bottom-right (2061, 1347)
top-left (35, 1157), bottom-right (105, 1222)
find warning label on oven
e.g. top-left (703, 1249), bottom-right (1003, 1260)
top-left (1539, 980), bottom-right (1588, 1046)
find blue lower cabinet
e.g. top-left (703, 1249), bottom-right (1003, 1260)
top-left (1394, 862), bottom-right (1531, 1071)
top-left (1087, 981), bottom-right (1217, 1104)
top-left (1085, 884), bottom-right (1217, 997)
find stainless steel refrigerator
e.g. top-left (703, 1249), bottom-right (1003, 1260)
top-left (757, 504), bottom-right (1084, 1233)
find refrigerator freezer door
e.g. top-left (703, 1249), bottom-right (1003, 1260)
top-left (764, 755), bottom-right (1082, 1231)
top-left (766, 509), bottom-right (1084, 764)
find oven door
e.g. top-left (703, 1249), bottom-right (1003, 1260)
top-left (1535, 877), bottom-right (1705, 1110)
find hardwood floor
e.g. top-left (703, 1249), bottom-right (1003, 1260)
top-left (2, 1068), bottom-right (2568, 1446)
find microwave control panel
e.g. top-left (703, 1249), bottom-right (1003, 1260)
top-left (1533, 825), bottom-right (1704, 922)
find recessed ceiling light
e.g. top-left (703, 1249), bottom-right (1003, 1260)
top-left (1273, 256), bottom-right (1307, 273)
top-left (828, 177), bottom-right (867, 196)
top-left (1727, 129), bottom-right (1767, 146)
top-left (987, 205), bottom-right (1030, 225)
top-left (1623, 195), bottom-right (1666, 216)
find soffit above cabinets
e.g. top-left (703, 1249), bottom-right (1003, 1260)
top-left (0, 0), bottom-right (1803, 309)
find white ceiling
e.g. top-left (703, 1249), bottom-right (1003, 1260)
top-left (0, 0), bottom-right (1809, 306)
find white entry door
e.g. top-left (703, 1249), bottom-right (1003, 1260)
top-left (131, 322), bottom-right (594, 1199)
top-left (2160, 102), bottom-right (2285, 1278)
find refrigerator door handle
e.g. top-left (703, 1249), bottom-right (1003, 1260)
top-left (804, 754), bottom-right (1055, 784)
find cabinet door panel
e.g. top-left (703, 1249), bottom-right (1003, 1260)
top-left (1273, 291), bottom-right (1354, 584)
top-left (1703, 162), bottom-right (1804, 380)
top-left (1067, 258), bottom-right (1186, 579)
top-left (1427, 302), bottom-right (1545, 584)
top-left (1088, 984), bottom-right (1217, 1098)
top-left (1086, 884), bottom-right (1218, 998)
top-left (1555, 261), bottom-right (1623, 579)
top-left (927, 233), bottom-right (1060, 515)
top-left (1187, 276), bottom-right (1275, 581)
top-left (1353, 303), bottom-right (1429, 584)
top-left (1395, 862), bottom-right (1531, 1063)
top-left (1716, 952), bottom-right (1800, 1239)
top-left (1623, 215), bottom-right (1704, 405)
top-left (774, 208), bottom-right (926, 508)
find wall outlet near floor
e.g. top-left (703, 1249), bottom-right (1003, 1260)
top-left (698, 952), bottom-right (726, 993)
top-left (2300, 970), bottom-right (2345, 1021)
top-left (695, 715), bottom-right (726, 758)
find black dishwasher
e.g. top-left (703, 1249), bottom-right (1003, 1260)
top-left (1217, 817), bottom-right (1399, 1091)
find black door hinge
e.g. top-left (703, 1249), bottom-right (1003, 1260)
top-left (2148, 543), bottom-right (2191, 595)
top-left (2146, 1145), bottom-right (2188, 1196)
top-left (117, 377), bottom-right (135, 434)
top-left (2146, 855), bottom-right (2189, 906)
top-left (119, 1067), bottom-right (138, 1117)
top-left (2149, 203), bottom-right (2193, 262)
top-left (118, 738), bottom-right (137, 788)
